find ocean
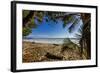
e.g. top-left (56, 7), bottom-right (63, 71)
top-left (23, 38), bottom-right (80, 45)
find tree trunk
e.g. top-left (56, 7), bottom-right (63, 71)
top-left (80, 13), bottom-right (91, 59)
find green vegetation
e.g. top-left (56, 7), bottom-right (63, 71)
top-left (23, 10), bottom-right (30, 18)
top-left (23, 27), bottom-right (32, 36)
top-left (61, 38), bottom-right (80, 52)
top-left (22, 10), bottom-right (91, 59)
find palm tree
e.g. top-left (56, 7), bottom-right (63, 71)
top-left (74, 13), bottom-right (91, 59)
top-left (80, 13), bottom-right (91, 59)
top-left (23, 10), bottom-right (91, 59)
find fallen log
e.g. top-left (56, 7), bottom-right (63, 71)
top-left (45, 52), bottom-right (63, 60)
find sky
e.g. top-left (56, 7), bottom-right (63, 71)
top-left (26, 14), bottom-right (83, 39)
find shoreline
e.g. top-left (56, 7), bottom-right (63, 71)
top-left (22, 41), bottom-right (84, 63)
top-left (23, 39), bottom-right (64, 45)
top-left (23, 38), bottom-right (80, 45)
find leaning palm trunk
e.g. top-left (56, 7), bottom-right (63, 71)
top-left (80, 13), bottom-right (91, 59)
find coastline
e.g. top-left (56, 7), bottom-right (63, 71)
top-left (22, 41), bottom-right (84, 63)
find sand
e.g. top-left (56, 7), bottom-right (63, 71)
top-left (22, 41), bottom-right (85, 63)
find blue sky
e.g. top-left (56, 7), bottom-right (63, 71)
top-left (26, 15), bottom-right (83, 38)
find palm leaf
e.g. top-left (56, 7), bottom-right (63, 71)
top-left (23, 10), bottom-right (30, 18)
top-left (75, 25), bottom-right (83, 38)
top-left (36, 12), bottom-right (44, 23)
top-left (28, 18), bottom-right (37, 28)
top-left (68, 18), bottom-right (80, 33)
top-left (23, 27), bottom-right (32, 36)
top-left (63, 15), bottom-right (74, 28)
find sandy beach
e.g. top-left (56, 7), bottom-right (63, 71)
top-left (22, 41), bottom-right (86, 63)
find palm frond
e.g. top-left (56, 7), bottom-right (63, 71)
top-left (78, 25), bottom-right (83, 33)
top-left (68, 18), bottom-right (80, 33)
top-left (74, 24), bottom-right (83, 39)
top-left (28, 18), bottom-right (37, 28)
top-left (63, 15), bottom-right (74, 28)
top-left (36, 12), bottom-right (44, 23)
top-left (23, 10), bottom-right (30, 18)
top-left (75, 33), bottom-right (82, 38)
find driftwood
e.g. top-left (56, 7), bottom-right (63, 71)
top-left (45, 52), bottom-right (63, 60)
top-left (53, 44), bottom-right (59, 46)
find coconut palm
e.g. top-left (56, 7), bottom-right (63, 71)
top-left (80, 13), bottom-right (91, 59)
top-left (23, 11), bottom-right (91, 59)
